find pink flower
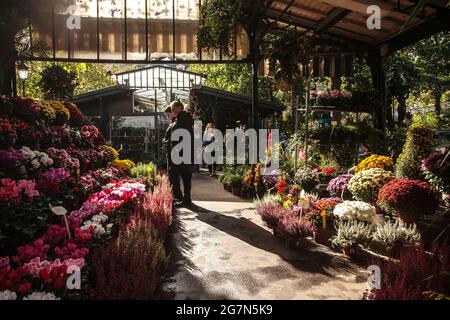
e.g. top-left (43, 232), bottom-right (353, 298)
top-left (17, 180), bottom-right (39, 198)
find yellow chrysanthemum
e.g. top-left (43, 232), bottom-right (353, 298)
top-left (356, 154), bottom-right (393, 172)
top-left (45, 100), bottom-right (70, 123)
top-left (113, 159), bottom-right (136, 171)
top-left (99, 145), bottom-right (119, 160)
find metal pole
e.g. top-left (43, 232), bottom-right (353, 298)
top-left (294, 95), bottom-right (299, 173)
top-left (251, 60), bottom-right (258, 129)
top-left (304, 83), bottom-right (310, 168)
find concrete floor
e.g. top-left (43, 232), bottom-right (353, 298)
top-left (162, 170), bottom-right (368, 300)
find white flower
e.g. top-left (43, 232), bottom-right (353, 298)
top-left (333, 200), bottom-right (379, 225)
top-left (23, 291), bottom-right (60, 300)
top-left (0, 290), bottom-right (17, 300)
top-left (81, 213), bottom-right (110, 238)
top-left (31, 159), bottom-right (40, 169)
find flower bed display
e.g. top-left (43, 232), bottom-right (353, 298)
top-left (348, 168), bottom-right (394, 203)
top-left (376, 178), bottom-right (439, 224)
top-left (0, 97), bottom-right (172, 300)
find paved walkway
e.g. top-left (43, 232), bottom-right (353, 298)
top-left (162, 170), bottom-right (368, 300)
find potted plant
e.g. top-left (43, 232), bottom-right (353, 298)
top-left (372, 219), bottom-right (421, 258)
top-left (311, 197), bottom-right (342, 245)
top-left (376, 178), bottom-right (439, 225)
top-left (254, 196), bottom-right (289, 237)
top-left (294, 167), bottom-right (320, 192)
top-left (229, 174), bottom-right (243, 197)
top-left (330, 220), bottom-right (371, 257)
top-left (348, 168), bottom-right (394, 203)
top-left (326, 174), bottom-right (354, 200)
top-left (278, 213), bottom-right (316, 249)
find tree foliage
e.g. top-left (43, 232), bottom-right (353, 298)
top-left (197, 0), bottom-right (244, 56)
top-left (23, 61), bottom-right (117, 99)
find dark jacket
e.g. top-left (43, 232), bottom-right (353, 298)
top-left (169, 111), bottom-right (194, 172)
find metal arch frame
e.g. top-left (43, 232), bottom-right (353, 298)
top-left (114, 65), bottom-right (206, 91)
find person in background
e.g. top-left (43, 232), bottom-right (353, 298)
top-left (170, 100), bottom-right (194, 207)
top-left (203, 122), bottom-right (217, 176)
top-left (162, 106), bottom-right (182, 202)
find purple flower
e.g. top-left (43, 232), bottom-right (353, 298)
top-left (0, 149), bottom-right (27, 167)
top-left (327, 174), bottom-right (354, 194)
top-left (36, 168), bottom-right (70, 195)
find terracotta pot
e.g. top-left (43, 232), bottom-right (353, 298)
top-left (314, 228), bottom-right (330, 245)
top-left (342, 244), bottom-right (360, 257)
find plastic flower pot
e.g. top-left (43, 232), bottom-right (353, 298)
top-left (226, 184), bottom-right (232, 192)
top-left (272, 227), bottom-right (283, 238)
top-left (386, 241), bottom-right (404, 258)
top-left (397, 210), bottom-right (419, 226)
top-left (223, 183), bottom-right (227, 191)
top-left (232, 186), bottom-right (242, 197)
top-left (342, 244), bottom-right (360, 257)
top-left (284, 237), bottom-right (313, 249)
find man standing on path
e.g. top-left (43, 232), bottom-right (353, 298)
top-left (163, 106), bottom-right (183, 203)
top-left (170, 100), bottom-right (194, 208)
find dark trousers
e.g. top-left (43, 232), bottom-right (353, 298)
top-left (169, 167), bottom-right (183, 201)
top-left (208, 163), bottom-right (217, 174)
top-left (170, 166), bottom-right (192, 202)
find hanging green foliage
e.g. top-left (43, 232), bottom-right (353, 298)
top-left (263, 29), bottom-right (312, 90)
top-left (197, 0), bottom-right (244, 56)
top-left (38, 64), bottom-right (78, 99)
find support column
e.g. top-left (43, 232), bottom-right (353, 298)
top-left (251, 60), bottom-right (258, 130)
top-left (367, 51), bottom-right (387, 133)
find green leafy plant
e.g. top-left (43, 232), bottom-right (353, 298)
top-left (197, 0), bottom-right (243, 56)
top-left (396, 124), bottom-right (435, 179)
top-left (39, 64), bottom-right (78, 99)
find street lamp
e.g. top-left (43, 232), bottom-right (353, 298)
top-left (17, 61), bottom-right (29, 97)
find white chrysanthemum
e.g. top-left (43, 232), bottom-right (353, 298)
top-left (333, 200), bottom-right (379, 224)
top-left (0, 290), bottom-right (17, 300)
top-left (23, 291), bottom-right (60, 300)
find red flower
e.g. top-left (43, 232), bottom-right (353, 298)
top-left (17, 282), bottom-right (32, 294)
top-left (275, 179), bottom-right (287, 194)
